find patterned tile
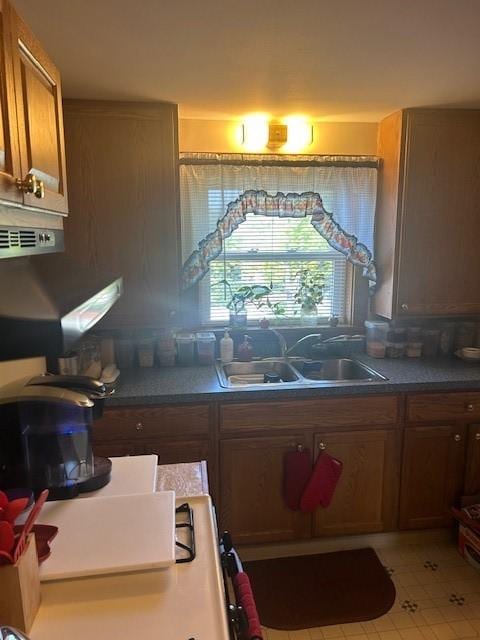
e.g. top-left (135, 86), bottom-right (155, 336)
top-left (263, 540), bottom-right (480, 640)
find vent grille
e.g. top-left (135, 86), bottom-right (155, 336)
top-left (19, 230), bottom-right (36, 247)
top-left (0, 228), bottom-right (8, 249)
top-left (0, 226), bottom-right (59, 257)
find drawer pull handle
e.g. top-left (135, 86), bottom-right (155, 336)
top-left (454, 434), bottom-right (462, 442)
top-left (135, 422), bottom-right (144, 431)
top-left (319, 441), bottom-right (326, 451)
top-left (467, 404), bottom-right (475, 412)
top-left (475, 433), bottom-right (480, 441)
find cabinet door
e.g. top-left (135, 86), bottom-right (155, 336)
top-left (92, 440), bottom-right (144, 458)
top-left (396, 110), bottom-right (480, 316)
top-left (0, 0), bottom-right (21, 203)
top-left (145, 439), bottom-right (211, 471)
top-left (464, 424), bottom-right (480, 496)
top-left (220, 435), bottom-right (312, 544)
top-left (313, 429), bottom-right (399, 537)
top-left (10, 6), bottom-right (67, 213)
top-left (399, 425), bottom-right (466, 529)
top-left (62, 101), bottom-right (179, 327)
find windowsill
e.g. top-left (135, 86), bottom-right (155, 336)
top-left (192, 323), bottom-right (363, 333)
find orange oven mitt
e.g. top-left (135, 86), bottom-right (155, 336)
top-left (299, 451), bottom-right (343, 512)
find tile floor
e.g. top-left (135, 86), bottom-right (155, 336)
top-left (260, 540), bottom-right (480, 640)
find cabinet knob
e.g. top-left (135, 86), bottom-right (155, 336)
top-left (16, 173), bottom-right (45, 199)
top-left (401, 303), bottom-right (409, 311)
top-left (475, 433), bottom-right (480, 441)
top-left (135, 422), bottom-right (144, 431)
top-left (466, 404), bottom-right (475, 412)
top-left (319, 441), bottom-right (326, 451)
top-left (454, 434), bottom-right (462, 442)
top-left (296, 444), bottom-right (304, 452)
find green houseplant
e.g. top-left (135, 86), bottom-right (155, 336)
top-left (215, 280), bottom-right (284, 326)
top-left (294, 264), bottom-right (326, 325)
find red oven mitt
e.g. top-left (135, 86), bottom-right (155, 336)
top-left (283, 446), bottom-right (312, 510)
top-left (299, 452), bottom-right (343, 512)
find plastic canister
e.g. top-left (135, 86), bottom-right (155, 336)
top-left (175, 332), bottom-right (196, 366)
top-left (156, 329), bottom-right (176, 367)
top-left (195, 332), bottom-right (216, 365)
top-left (364, 320), bottom-right (389, 358)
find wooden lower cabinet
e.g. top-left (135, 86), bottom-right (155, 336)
top-left (464, 424), bottom-right (480, 496)
top-left (219, 435), bottom-right (312, 545)
top-left (313, 429), bottom-right (400, 536)
top-left (91, 404), bottom-right (214, 493)
top-left (399, 425), bottom-right (466, 529)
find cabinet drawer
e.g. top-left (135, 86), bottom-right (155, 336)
top-left (407, 393), bottom-right (480, 423)
top-left (220, 395), bottom-right (399, 433)
top-left (93, 405), bottom-right (211, 441)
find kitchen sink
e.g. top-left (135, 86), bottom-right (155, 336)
top-left (216, 359), bottom-right (300, 388)
top-left (291, 358), bottom-right (388, 382)
top-left (215, 357), bottom-right (387, 388)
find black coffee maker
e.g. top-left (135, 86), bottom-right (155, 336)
top-left (0, 374), bottom-right (111, 499)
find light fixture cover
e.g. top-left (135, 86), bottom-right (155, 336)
top-left (268, 124), bottom-right (288, 148)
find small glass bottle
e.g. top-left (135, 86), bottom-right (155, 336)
top-left (238, 335), bottom-right (253, 362)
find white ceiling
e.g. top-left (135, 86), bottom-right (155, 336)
top-left (11, 0), bottom-right (480, 122)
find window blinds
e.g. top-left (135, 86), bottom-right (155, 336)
top-left (180, 154), bottom-right (377, 324)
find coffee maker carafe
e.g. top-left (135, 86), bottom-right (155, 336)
top-left (0, 375), bottom-right (111, 499)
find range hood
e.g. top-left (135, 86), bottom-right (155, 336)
top-left (0, 257), bottom-right (122, 369)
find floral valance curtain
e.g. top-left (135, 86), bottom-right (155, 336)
top-left (182, 189), bottom-right (376, 289)
top-left (180, 153), bottom-right (378, 289)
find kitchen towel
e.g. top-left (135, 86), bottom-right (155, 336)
top-left (283, 447), bottom-right (312, 510)
top-left (233, 571), bottom-right (263, 640)
top-left (299, 451), bottom-right (343, 512)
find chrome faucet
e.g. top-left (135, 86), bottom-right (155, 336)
top-left (271, 330), bottom-right (323, 358)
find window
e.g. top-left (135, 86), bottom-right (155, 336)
top-left (205, 190), bottom-right (346, 323)
top-left (180, 154), bottom-right (377, 325)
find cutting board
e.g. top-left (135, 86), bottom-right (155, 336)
top-left (36, 491), bottom-right (176, 581)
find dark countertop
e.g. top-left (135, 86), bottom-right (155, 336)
top-left (106, 354), bottom-right (480, 406)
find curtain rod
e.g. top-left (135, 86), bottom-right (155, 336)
top-left (179, 154), bottom-right (379, 168)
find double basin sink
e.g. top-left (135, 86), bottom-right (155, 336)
top-left (215, 357), bottom-right (388, 389)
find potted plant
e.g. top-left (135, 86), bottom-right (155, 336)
top-left (294, 264), bottom-right (326, 325)
top-left (214, 280), bottom-right (284, 326)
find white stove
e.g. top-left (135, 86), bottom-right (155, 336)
top-left (30, 494), bottom-right (231, 640)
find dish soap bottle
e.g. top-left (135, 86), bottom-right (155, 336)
top-left (238, 335), bottom-right (253, 362)
top-left (220, 329), bottom-right (234, 364)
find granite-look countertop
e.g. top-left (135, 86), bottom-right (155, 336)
top-left (106, 354), bottom-right (480, 406)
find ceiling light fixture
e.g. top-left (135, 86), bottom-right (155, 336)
top-left (240, 114), bottom-right (313, 152)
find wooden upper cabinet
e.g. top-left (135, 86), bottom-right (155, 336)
top-left (374, 109), bottom-right (480, 318)
top-left (0, 0), bottom-right (22, 203)
top-left (9, 3), bottom-right (68, 213)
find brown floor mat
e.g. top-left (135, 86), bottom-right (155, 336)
top-left (244, 547), bottom-right (396, 630)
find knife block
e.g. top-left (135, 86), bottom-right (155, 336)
top-left (0, 534), bottom-right (41, 633)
